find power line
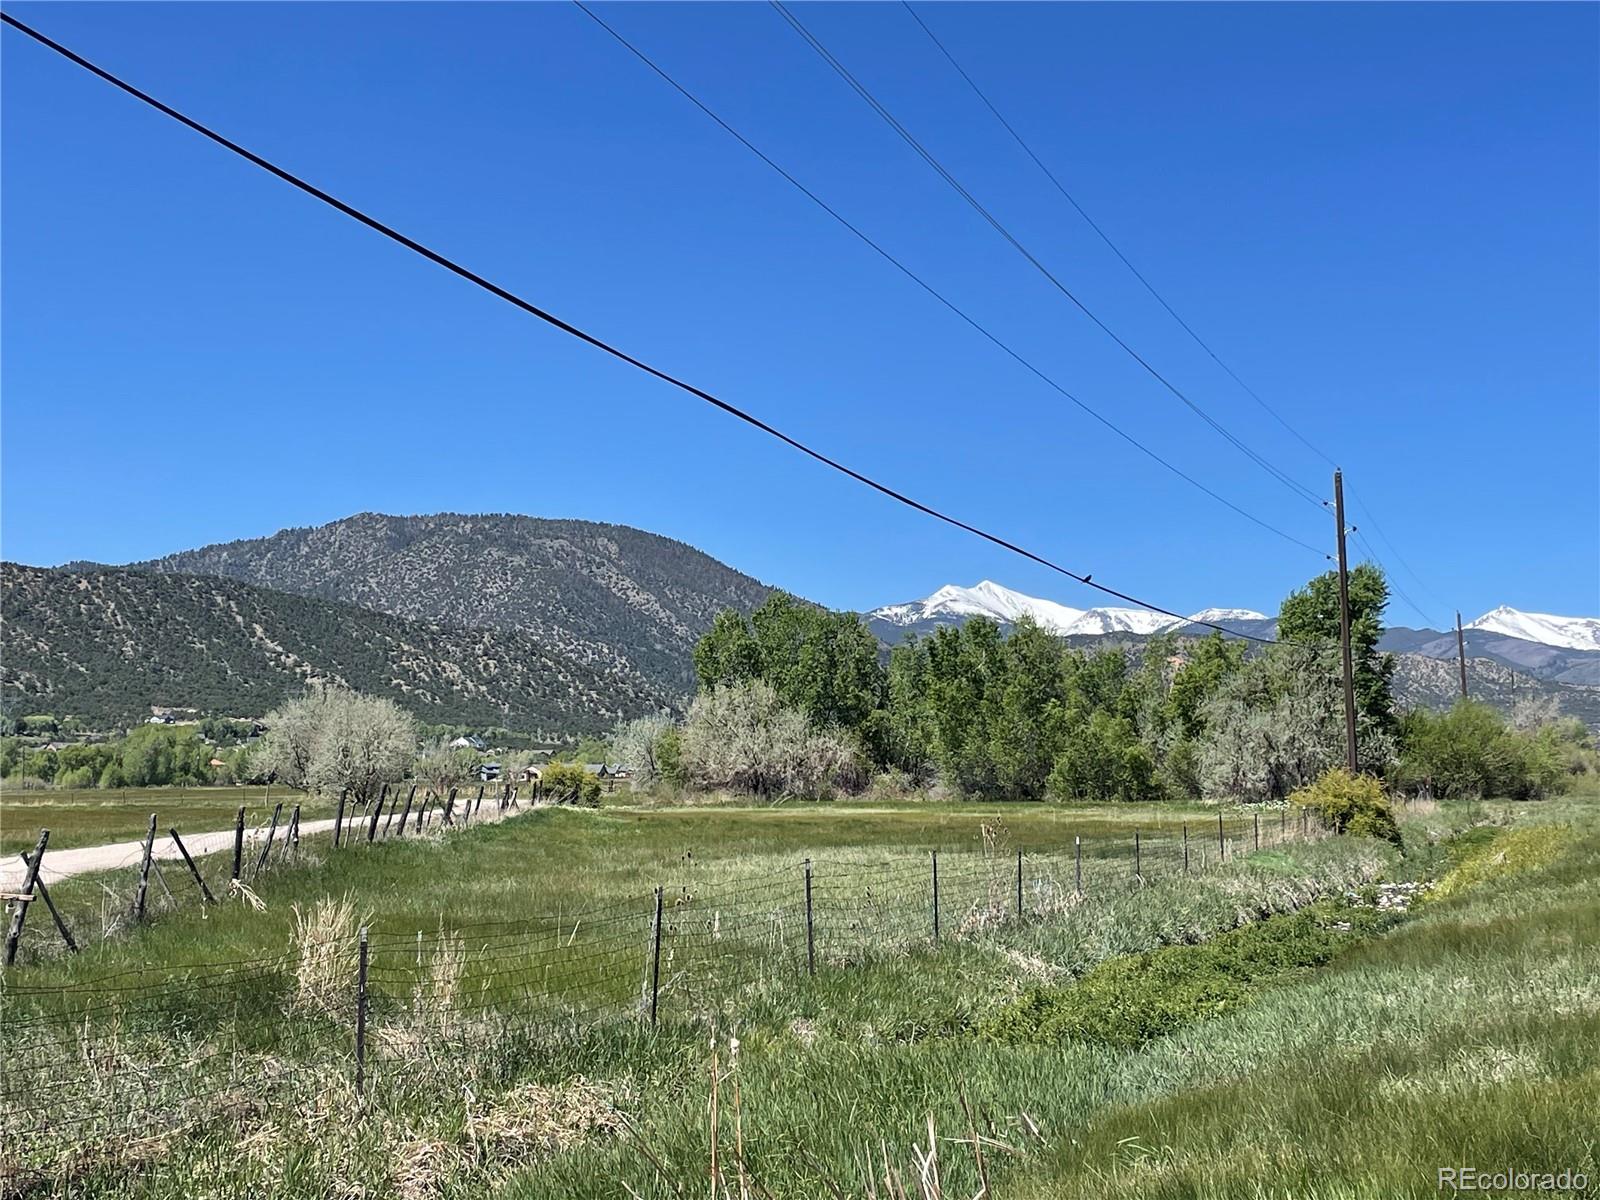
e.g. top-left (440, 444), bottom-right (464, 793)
top-left (902, 2), bottom-right (1462, 622)
top-left (900, 0), bottom-right (1339, 472)
top-left (571, 1), bottom-right (1327, 559)
top-left (770, 0), bottom-right (1329, 513)
top-left (0, 10), bottom-right (1289, 645)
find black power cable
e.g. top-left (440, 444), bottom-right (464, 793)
top-left (0, 11), bottom-right (1288, 644)
top-left (772, 1), bottom-right (1329, 513)
top-left (572, 1), bottom-right (1326, 560)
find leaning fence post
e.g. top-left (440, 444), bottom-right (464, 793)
top-left (368, 786), bottom-right (387, 843)
top-left (1074, 835), bottom-right (1082, 896)
top-left (232, 806), bottom-right (246, 881)
top-left (931, 851), bottom-right (940, 943)
top-left (804, 859), bottom-right (815, 976)
top-left (4, 830), bottom-right (49, 966)
top-left (288, 804), bottom-right (301, 853)
top-left (133, 813), bottom-right (158, 923)
top-left (170, 828), bottom-right (216, 904)
top-left (16, 850), bottom-right (76, 953)
top-left (333, 790), bottom-right (348, 849)
top-left (442, 788), bottom-right (457, 827)
top-left (648, 886), bottom-right (664, 1026)
top-left (254, 802), bottom-right (284, 878)
top-left (395, 787), bottom-right (414, 837)
top-left (1015, 848), bottom-right (1023, 920)
top-left (355, 926), bottom-right (369, 1098)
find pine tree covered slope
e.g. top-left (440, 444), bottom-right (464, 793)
top-left (129, 513), bottom-right (775, 700)
top-left (1, 562), bottom-right (673, 733)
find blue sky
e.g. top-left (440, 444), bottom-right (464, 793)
top-left (3, 1), bottom-right (1596, 624)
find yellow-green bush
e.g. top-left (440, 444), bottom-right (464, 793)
top-left (1429, 824), bottom-right (1568, 902)
top-left (538, 761), bottom-right (602, 807)
top-left (1291, 768), bottom-right (1401, 844)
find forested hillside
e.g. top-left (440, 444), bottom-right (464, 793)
top-left (1, 563), bottom-right (673, 733)
top-left (130, 513), bottom-right (774, 700)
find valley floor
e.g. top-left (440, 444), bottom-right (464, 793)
top-left (1, 792), bottom-right (1594, 1198)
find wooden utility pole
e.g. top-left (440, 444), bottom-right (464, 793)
top-left (1333, 470), bottom-right (1359, 772)
top-left (1455, 611), bottom-right (1469, 699)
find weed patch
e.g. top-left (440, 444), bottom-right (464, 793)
top-left (983, 902), bottom-right (1400, 1048)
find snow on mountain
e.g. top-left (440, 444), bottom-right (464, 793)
top-left (868, 584), bottom-right (1269, 639)
top-left (869, 581), bottom-right (1085, 635)
top-left (1059, 607), bottom-right (1182, 636)
top-left (1464, 607), bottom-right (1600, 653)
top-left (1182, 607), bottom-right (1269, 626)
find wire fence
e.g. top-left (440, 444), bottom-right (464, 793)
top-left (0, 805), bottom-right (1328, 1186)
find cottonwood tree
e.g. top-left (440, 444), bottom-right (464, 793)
top-left (259, 684), bottom-right (416, 801)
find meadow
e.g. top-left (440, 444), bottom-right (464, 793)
top-left (0, 784), bottom-right (332, 855)
top-left (0, 789), bottom-right (1594, 1198)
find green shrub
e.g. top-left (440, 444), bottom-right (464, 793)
top-left (1428, 825), bottom-right (1568, 903)
top-left (1291, 768), bottom-right (1400, 844)
top-left (984, 902), bottom-right (1395, 1048)
top-left (539, 762), bottom-right (602, 807)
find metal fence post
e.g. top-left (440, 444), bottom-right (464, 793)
top-left (1015, 849), bottom-right (1023, 920)
top-left (254, 802), bottom-right (283, 877)
top-left (648, 886), bottom-right (664, 1026)
top-left (355, 926), bottom-right (369, 1098)
top-left (931, 851), bottom-right (940, 943)
top-left (1218, 810), bottom-right (1226, 862)
top-left (232, 805), bottom-right (246, 880)
top-left (804, 859), bottom-right (815, 976)
top-left (170, 828), bottom-right (216, 904)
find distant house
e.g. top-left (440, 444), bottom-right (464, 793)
top-left (449, 735), bottom-right (487, 752)
top-left (148, 714), bottom-right (176, 726)
top-left (581, 763), bottom-right (630, 780)
top-left (516, 765), bottom-right (542, 784)
top-left (478, 761), bottom-right (502, 782)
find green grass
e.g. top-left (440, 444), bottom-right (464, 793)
top-left (3, 793), bottom-right (1593, 1198)
top-left (0, 784), bottom-right (333, 854)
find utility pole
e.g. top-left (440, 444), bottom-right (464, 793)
top-left (1455, 611), bottom-right (1469, 699)
top-left (1333, 470), bottom-right (1359, 773)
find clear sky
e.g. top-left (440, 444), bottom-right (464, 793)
top-left (3, 1), bottom-right (1596, 625)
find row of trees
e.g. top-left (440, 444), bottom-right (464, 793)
top-left (619, 568), bottom-right (1592, 804)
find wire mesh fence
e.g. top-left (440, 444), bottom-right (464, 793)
top-left (0, 807), bottom-right (1327, 1184)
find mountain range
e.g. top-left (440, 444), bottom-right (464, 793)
top-left (4, 518), bottom-right (1597, 733)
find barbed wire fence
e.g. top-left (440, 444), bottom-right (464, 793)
top-left (0, 804), bottom-right (1330, 1189)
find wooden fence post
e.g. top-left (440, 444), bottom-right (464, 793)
top-left (4, 830), bottom-right (49, 966)
top-left (1074, 835), bottom-right (1082, 896)
top-left (355, 926), bottom-right (369, 1098)
top-left (930, 851), bottom-right (940, 943)
top-left (253, 802), bottom-right (283, 878)
top-left (333, 790), bottom-right (348, 849)
top-left (804, 859), bottom-right (815, 976)
top-left (442, 788), bottom-right (457, 827)
top-left (1183, 824), bottom-right (1190, 874)
top-left (288, 804), bottom-right (301, 853)
top-left (648, 886), bottom-right (664, 1026)
top-left (170, 828), bottom-right (216, 904)
top-left (133, 814), bottom-right (158, 923)
top-left (16, 850), bottom-right (75, 953)
top-left (1134, 829), bottom-right (1142, 883)
top-left (1281, 807), bottom-right (1287, 843)
top-left (367, 786), bottom-right (387, 843)
top-left (232, 806), bottom-right (246, 881)
top-left (1218, 810), bottom-right (1226, 862)
top-left (394, 787), bottom-right (414, 837)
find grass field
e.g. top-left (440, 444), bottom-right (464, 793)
top-left (1, 790), bottom-right (1594, 1198)
top-left (0, 784), bottom-right (334, 855)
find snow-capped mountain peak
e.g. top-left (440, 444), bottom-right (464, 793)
top-left (869, 580), bottom-right (1084, 634)
top-left (1463, 606), bottom-right (1600, 653)
top-left (1059, 607), bottom-right (1182, 636)
top-left (1182, 607), bottom-right (1269, 626)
